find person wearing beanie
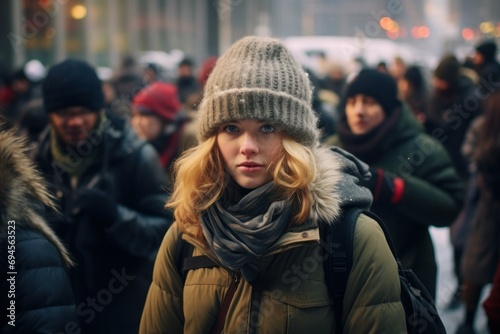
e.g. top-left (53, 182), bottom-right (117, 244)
top-left (140, 36), bottom-right (406, 333)
top-left (473, 39), bottom-right (500, 94)
top-left (33, 58), bottom-right (171, 334)
top-left (131, 82), bottom-right (186, 177)
top-left (325, 68), bottom-right (464, 301)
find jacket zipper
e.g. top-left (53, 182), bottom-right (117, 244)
top-left (210, 270), bottom-right (241, 334)
top-left (232, 270), bottom-right (241, 286)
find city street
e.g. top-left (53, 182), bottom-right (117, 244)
top-left (431, 227), bottom-right (490, 334)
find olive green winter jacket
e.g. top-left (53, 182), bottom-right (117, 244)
top-left (140, 147), bottom-right (406, 333)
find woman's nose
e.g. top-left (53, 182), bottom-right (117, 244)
top-left (240, 133), bottom-right (259, 156)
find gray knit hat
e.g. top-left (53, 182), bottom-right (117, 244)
top-left (197, 36), bottom-right (319, 147)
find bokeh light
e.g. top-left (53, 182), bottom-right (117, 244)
top-left (461, 28), bottom-right (474, 40)
top-left (71, 4), bottom-right (87, 20)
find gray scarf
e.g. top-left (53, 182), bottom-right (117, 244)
top-left (200, 182), bottom-right (292, 282)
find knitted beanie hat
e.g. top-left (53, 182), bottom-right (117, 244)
top-left (404, 65), bottom-right (425, 92)
top-left (475, 40), bottom-right (497, 62)
top-left (132, 82), bottom-right (181, 121)
top-left (197, 36), bottom-right (318, 147)
top-left (434, 55), bottom-right (460, 84)
top-left (345, 69), bottom-right (400, 114)
top-left (43, 59), bottom-right (104, 113)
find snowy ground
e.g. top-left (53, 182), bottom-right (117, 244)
top-left (430, 227), bottom-right (490, 334)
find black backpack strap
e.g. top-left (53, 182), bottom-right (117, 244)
top-left (359, 210), bottom-right (399, 261)
top-left (175, 237), bottom-right (219, 279)
top-left (322, 207), bottom-right (361, 334)
top-left (174, 236), bottom-right (236, 333)
top-left (182, 254), bottom-right (219, 275)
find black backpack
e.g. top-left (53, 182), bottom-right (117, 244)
top-left (322, 208), bottom-right (446, 334)
top-left (178, 208), bottom-right (447, 334)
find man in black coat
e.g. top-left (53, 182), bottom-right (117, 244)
top-left (34, 59), bottom-right (171, 333)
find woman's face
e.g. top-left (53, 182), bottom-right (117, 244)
top-left (131, 112), bottom-right (163, 141)
top-left (217, 119), bottom-right (283, 189)
top-left (345, 94), bottom-right (385, 135)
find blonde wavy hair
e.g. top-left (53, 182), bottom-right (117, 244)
top-left (166, 134), bottom-right (318, 241)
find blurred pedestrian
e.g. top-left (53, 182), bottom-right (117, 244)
top-left (427, 54), bottom-right (478, 180)
top-left (472, 39), bottom-right (500, 94)
top-left (33, 59), bottom-right (171, 334)
top-left (390, 56), bottom-right (406, 81)
top-left (324, 69), bottom-right (464, 299)
top-left (0, 122), bottom-right (79, 333)
top-left (16, 98), bottom-right (49, 152)
top-left (305, 67), bottom-right (337, 141)
top-left (109, 55), bottom-right (145, 121)
top-left (140, 36), bottom-right (406, 333)
top-left (2, 60), bottom-right (44, 126)
top-left (176, 57), bottom-right (200, 104)
top-left (426, 55), bottom-right (480, 307)
top-left (143, 63), bottom-right (160, 86)
top-left (399, 65), bottom-right (428, 123)
top-left (457, 90), bottom-right (500, 334)
top-left (131, 82), bottom-right (187, 183)
top-left (322, 63), bottom-right (346, 97)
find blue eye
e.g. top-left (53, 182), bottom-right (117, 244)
top-left (261, 124), bottom-right (275, 133)
top-left (223, 125), bottom-right (239, 133)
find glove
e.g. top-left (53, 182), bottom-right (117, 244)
top-left (359, 167), bottom-right (405, 204)
top-left (78, 174), bottom-right (118, 227)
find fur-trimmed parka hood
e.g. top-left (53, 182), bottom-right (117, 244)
top-left (0, 126), bottom-right (73, 266)
top-left (309, 145), bottom-right (373, 225)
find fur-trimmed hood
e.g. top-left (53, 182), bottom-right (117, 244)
top-left (309, 145), bottom-right (372, 225)
top-left (0, 127), bottom-right (72, 266)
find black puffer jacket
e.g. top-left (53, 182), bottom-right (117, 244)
top-left (34, 115), bottom-right (172, 334)
top-left (0, 126), bottom-right (79, 333)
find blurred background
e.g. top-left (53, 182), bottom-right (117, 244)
top-left (1, 0), bottom-right (499, 76)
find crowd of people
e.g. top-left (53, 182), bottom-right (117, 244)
top-left (0, 36), bottom-right (499, 333)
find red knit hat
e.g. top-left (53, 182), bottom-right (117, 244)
top-left (132, 82), bottom-right (181, 121)
top-left (198, 56), bottom-right (218, 88)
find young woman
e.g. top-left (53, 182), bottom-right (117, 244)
top-left (131, 82), bottom-right (186, 175)
top-left (140, 36), bottom-right (406, 333)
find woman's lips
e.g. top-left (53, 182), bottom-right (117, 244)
top-left (237, 162), bottom-right (264, 173)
